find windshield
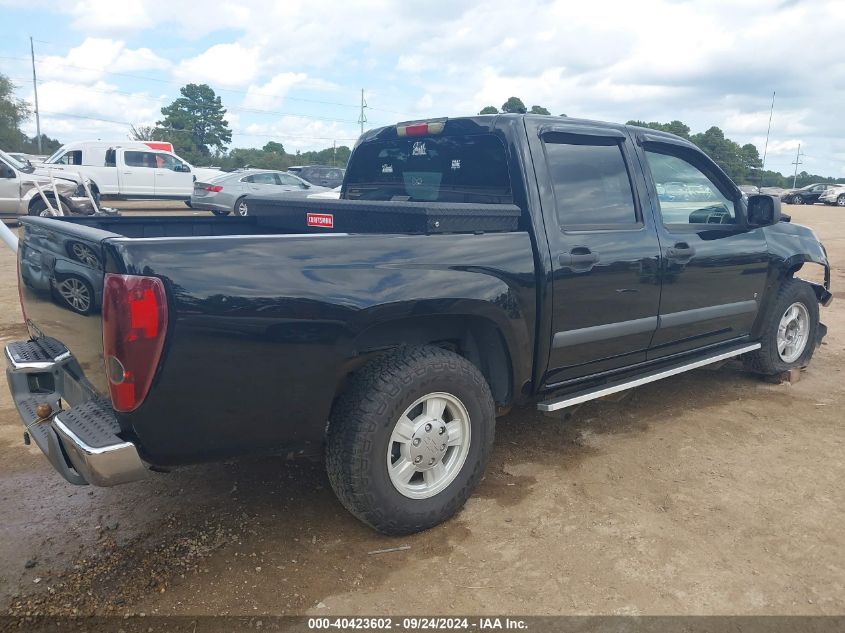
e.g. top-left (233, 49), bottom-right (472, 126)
top-left (344, 133), bottom-right (512, 204)
top-left (0, 149), bottom-right (32, 173)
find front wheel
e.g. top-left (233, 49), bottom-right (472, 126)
top-left (792, 194), bottom-right (804, 205)
top-left (326, 346), bottom-right (495, 535)
top-left (744, 279), bottom-right (819, 375)
top-left (234, 197), bottom-right (249, 217)
top-left (29, 199), bottom-right (70, 217)
top-left (837, 195), bottom-right (845, 207)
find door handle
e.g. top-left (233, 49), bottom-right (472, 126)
top-left (560, 248), bottom-right (599, 268)
top-left (666, 242), bottom-right (696, 260)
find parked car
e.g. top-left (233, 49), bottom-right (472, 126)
top-left (738, 185), bottom-right (760, 195)
top-left (38, 144), bottom-right (220, 201)
top-left (780, 183), bottom-right (838, 205)
top-left (819, 186), bottom-right (845, 207)
top-left (6, 115), bottom-right (831, 536)
top-left (291, 165), bottom-right (346, 188)
top-left (0, 148), bottom-right (96, 219)
top-left (191, 169), bottom-right (327, 216)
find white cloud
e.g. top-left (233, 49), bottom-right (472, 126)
top-left (69, 0), bottom-right (154, 32)
top-left (173, 43), bottom-right (261, 88)
top-left (39, 38), bottom-right (171, 83)
top-left (242, 73), bottom-right (338, 110)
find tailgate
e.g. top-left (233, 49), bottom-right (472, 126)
top-left (16, 218), bottom-right (117, 394)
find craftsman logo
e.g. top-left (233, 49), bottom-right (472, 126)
top-left (307, 213), bottom-right (334, 228)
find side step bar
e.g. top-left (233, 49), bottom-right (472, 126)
top-left (537, 343), bottom-right (761, 412)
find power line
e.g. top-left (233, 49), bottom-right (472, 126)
top-left (0, 54), bottom-right (365, 109)
top-left (29, 37), bottom-right (42, 153)
top-left (37, 110), bottom-right (358, 141)
top-left (791, 144), bottom-right (803, 189)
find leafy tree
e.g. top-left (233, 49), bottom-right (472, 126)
top-left (626, 119), bottom-right (690, 139)
top-left (478, 106), bottom-right (499, 115)
top-left (529, 105), bottom-right (551, 115)
top-left (157, 83), bottom-right (232, 162)
top-left (20, 134), bottom-right (61, 154)
top-left (501, 97), bottom-right (527, 114)
top-left (129, 124), bottom-right (163, 141)
top-left (0, 72), bottom-right (30, 150)
top-left (217, 143), bottom-right (352, 171)
top-left (263, 141), bottom-right (285, 154)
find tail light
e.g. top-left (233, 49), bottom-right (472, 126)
top-left (102, 274), bottom-right (168, 412)
top-left (204, 185), bottom-right (223, 192)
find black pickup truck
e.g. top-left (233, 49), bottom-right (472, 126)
top-left (6, 115), bottom-right (832, 535)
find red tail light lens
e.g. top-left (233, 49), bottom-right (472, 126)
top-left (205, 185), bottom-right (223, 192)
top-left (102, 274), bottom-right (168, 412)
top-left (397, 119), bottom-right (446, 137)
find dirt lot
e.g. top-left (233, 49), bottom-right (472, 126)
top-left (0, 203), bottom-right (843, 617)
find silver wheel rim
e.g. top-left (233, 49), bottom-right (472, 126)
top-left (793, 195), bottom-right (802, 204)
top-left (71, 243), bottom-right (98, 267)
top-left (387, 392), bottom-right (471, 500)
top-left (838, 196), bottom-right (845, 207)
top-left (777, 302), bottom-right (810, 363)
top-left (236, 200), bottom-right (248, 216)
top-left (58, 278), bottom-right (91, 312)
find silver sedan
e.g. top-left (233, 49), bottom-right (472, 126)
top-left (191, 169), bottom-right (327, 216)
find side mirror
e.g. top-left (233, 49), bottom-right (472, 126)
top-left (747, 194), bottom-right (781, 226)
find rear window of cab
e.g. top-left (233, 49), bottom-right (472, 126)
top-left (344, 134), bottom-right (512, 204)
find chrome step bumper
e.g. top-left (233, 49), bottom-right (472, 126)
top-left (5, 340), bottom-right (148, 486)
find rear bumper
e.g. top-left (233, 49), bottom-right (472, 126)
top-left (189, 198), bottom-right (231, 213)
top-left (5, 340), bottom-right (148, 486)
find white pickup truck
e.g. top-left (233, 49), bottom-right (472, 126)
top-left (39, 145), bottom-right (221, 201)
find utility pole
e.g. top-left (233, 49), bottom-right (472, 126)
top-left (760, 91), bottom-right (775, 187)
top-left (30, 36), bottom-right (42, 153)
top-left (357, 89), bottom-right (367, 136)
top-left (791, 143), bottom-right (803, 189)
top-left (332, 140), bottom-right (336, 166)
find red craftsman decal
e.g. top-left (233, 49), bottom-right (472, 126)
top-left (306, 213), bottom-right (334, 228)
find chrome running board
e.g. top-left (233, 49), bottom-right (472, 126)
top-left (537, 343), bottom-right (761, 412)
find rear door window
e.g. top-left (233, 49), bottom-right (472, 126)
top-left (543, 139), bottom-right (638, 228)
top-left (125, 151), bottom-right (158, 168)
top-left (344, 134), bottom-right (512, 204)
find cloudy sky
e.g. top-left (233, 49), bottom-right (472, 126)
top-left (0, 0), bottom-right (843, 176)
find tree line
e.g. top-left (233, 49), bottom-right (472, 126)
top-left (2, 71), bottom-right (842, 186)
top-left (480, 96), bottom-right (844, 188)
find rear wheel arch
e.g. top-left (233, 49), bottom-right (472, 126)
top-left (349, 315), bottom-right (514, 407)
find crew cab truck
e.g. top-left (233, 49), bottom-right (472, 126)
top-left (39, 146), bottom-right (221, 201)
top-left (5, 115), bottom-right (832, 535)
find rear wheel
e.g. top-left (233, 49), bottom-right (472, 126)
top-left (743, 279), bottom-right (819, 375)
top-left (326, 346), bottom-right (495, 535)
top-left (234, 197), bottom-right (248, 217)
top-left (837, 195), bottom-right (845, 207)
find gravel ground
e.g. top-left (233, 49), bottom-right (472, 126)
top-left (0, 202), bottom-right (843, 619)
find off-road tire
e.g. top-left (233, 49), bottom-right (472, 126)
top-left (743, 278), bottom-right (819, 375)
top-left (326, 346), bottom-right (495, 535)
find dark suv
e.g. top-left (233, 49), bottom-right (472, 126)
top-left (290, 165), bottom-right (345, 188)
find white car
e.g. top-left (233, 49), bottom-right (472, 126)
top-left (819, 186), bottom-right (845, 207)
